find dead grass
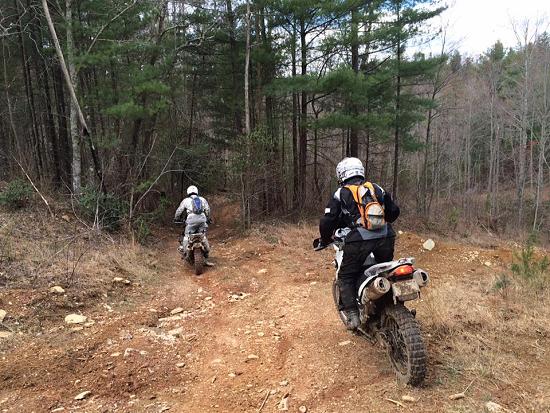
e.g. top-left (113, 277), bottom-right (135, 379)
top-left (419, 247), bottom-right (549, 411)
top-left (1, 205), bottom-right (549, 412)
top-left (0, 206), bottom-right (168, 335)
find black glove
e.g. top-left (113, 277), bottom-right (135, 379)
top-left (313, 237), bottom-right (333, 251)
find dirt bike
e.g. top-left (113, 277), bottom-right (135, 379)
top-left (176, 222), bottom-right (209, 275)
top-left (313, 234), bottom-right (430, 386)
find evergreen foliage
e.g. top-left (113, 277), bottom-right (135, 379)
top-left (0, 179), bottom-right (34, 210)
top-left (77, 186), bottom-right (127, 231)
top-left (0, 0), bottom-right (548, 236)
top-left (511, 234), bottom-right (549, 287)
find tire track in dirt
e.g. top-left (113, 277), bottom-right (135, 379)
top-left (146, 226), bottom-right (405, 413)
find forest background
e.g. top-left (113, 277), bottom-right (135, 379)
top-left (0, 0), bottom-right (549, 243)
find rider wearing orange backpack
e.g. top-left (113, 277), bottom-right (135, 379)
top-left (319, 157), bottom-right (400, 330)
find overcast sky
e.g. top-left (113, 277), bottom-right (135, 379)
top-left (423, 0), bottom-right (549, 56)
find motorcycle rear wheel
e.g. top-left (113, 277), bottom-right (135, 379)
top-left (382, 303), bottom-right (426, 386)
top-left (193, 248), bottom-right (204, 275)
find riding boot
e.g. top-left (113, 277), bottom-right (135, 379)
top-left (338, 278), bottom-right (360, 330)
top-left (345, 309), bottom-right (360, 330)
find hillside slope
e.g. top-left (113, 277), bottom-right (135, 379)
top-left (0, 211), bottom-right (549, 413)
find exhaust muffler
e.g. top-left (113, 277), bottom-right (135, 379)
top-left (364, 277), bottom-right (391, 302)
top-left (413, 269), bottom-right (429, 287)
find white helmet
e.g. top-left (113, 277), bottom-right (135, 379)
top-left (336, 157), bottom-right (364, 184)
top-left (186, 185), bottom-right (198, 196)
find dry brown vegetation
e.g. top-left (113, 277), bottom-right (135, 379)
top-left (0, 207), bottom-right (549, 412)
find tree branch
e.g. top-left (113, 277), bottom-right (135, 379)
top-left (13, 156), bottom-right (54, 218)
top-left (84, 0), bottom-right (138, 57)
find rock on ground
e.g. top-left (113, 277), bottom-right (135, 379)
top-left (112, 277), bottom-right (131, 285)
top-left (170, 307), bottom-right (184, 315)
top-left (423, 239), bottom-right (435, 251)
top-left (485, 401), bottom-right (505, 412)
top-left (64, 314), bottom-right (87, 324)
top-left (49, 286), bottom-right (65, 294)
top-left (74, 390), bottom-right (92, 400)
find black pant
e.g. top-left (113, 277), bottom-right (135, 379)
top-left (338, 236), bottom-right (395, 311)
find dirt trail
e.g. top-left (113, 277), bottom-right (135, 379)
top-left (1, 222), bottom-right (549, 413)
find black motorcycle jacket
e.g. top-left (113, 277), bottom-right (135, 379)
top-left (319, 176), bottom-right (400, 244)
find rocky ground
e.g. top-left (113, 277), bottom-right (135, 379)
top-left (0, 210), bottom-right (549, 413)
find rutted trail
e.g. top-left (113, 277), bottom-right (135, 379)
top-left (1, 222), bottom-right (549, 413)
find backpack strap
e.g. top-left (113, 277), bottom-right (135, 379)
top-left (365, 181), bottom-right (383, 204)
top-left (345, 184), bottom-right (366, 227)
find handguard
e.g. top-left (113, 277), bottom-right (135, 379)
top-left (313, 238), bottom-right (332, 251)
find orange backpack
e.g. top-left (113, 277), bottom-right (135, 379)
top-left (345, 182), bottom-right (386, 230)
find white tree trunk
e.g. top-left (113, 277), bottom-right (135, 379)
top-left (43, 0), bottom-right (87, 194)
top-left (66, 0), bottom-right (81, 194)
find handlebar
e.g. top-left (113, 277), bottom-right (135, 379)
top-left (313, 238), bottom-right (331, 251)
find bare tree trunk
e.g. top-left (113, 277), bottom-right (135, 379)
top-left (29, 7), bottom-right (62, 187)
top-left (225, 0), bottom-right (242, 135)
top-left (533, 122), bottom-right (546, 230)
top-left (487, 88), bottom-right (496, 217)
top-left (517, 51), bottom-right (529, 229)
top-left (465, 101), bottom-right (472, 193)
top-left (299, 17), bottom-right (307, 203)
top-left (65, 0), bottom-right (81, 193)
top-left (244, 3), bottom-right (251, 136)
top-left (241, 2), bottom-right (251, 228)
top-left (312, 98), bottom-right (322, 201)
top-left (43, 0), bottom-right (105, 193)
top-left (533, 46), bottom-right (549, 230)
top-left (420, 36), bottom-right (447, 217)
top-left (15, 0), bottom-right (43, 178)
top-left (349, 7), bottom-right (359, 157)
top-left (254, 9), bottom-right (263, 127)
top-left (392, 36), bottom-right (401, 198)
top-left (53, 63), bottom-right (71, 179)
top-left (291, 24), bottom-right (299, 208)
top-left (187, 71), bottom-right (197, 146)
top-left (391, 1), bottom-right (404, 200)
top-left (1, 38), bottom-right (20, 165)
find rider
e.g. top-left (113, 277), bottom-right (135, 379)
top-left (174, 185), bottom-right (211, 258)
top-left (319, 157), bottom-right (400, 330)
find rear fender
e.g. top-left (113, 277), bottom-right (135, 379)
top-left (391, 279), bottom-right (420, 303)
top-left (188, 241), bottom-right (205, 251)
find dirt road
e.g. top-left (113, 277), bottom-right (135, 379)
top-left (1, 222), bottom-right (548, 413)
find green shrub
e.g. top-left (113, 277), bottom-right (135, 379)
top-left (511, 233), bottom-right (549, 288)
top-left (0, 179), bottom-right (33, 209)
top-left (130, 196), bottom-right (170, 244)
top-left (77, 186), bottom-right (127, 231)
top-left (448, 207), bottom-right (460, 231)
top-left (132, 215), bottom-right (151, 244)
